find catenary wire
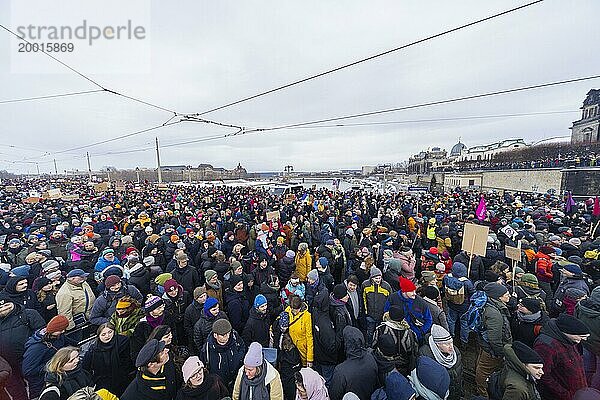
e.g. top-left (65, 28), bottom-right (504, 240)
top-left (0, 89), bottom-right (105, 104)
top-left (192, 0), bottom-right (544, 116)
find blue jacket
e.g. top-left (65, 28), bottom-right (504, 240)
top-left (89, 285), bottom-right (143, 326)
top-left (385, 292), bottom-right (433, 341)
top-left (94, 256), bottom-right (121, 273)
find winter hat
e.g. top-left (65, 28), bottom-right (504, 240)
top-left (421, 285), bottom-right (439, 301)
top-left (485, 270), bottom-right (500, 283)
top-left (483, 282), bottom-right (508, 300)
top-left (144, 295), bottom-right (164, 313)
top-left (278, 311), bottom-right (290, 328)
top-left (512, 341), bottom-right (543, 364)
top-left (399, 277), bottom-right (416, 293)
top-left (520, 273), bottom-right (539, 288)
top-left (383, 249), bottom-right (394, 258)
top-left (428, 247), bottom-right (439, 255)
top-left (412, 356), bottom-right (450, 399)
top-left (203, 297), bottom-right (219, 313)
top-left (104, 275), bottom-right (121, 289)
top-left (212, 318), bottom-right (232, 335)
top-left (230, 275), bottom-right (244, 289)
top-left (10, 266), bottom-right (30, 277)
top-left (181, 356), bottom-right (204, 384)
top-left (566, 287), bottom-right (587, 300)
top-left (435, 262), bottom-right (446, 273)
top-left (569, 238), bottom-right (582, 247)
top-left (276, 236), bottom-right (285, 244)
top-left (170, 234), bottom-right (179, 243)
top-left (520, 297), bottom-right (542, 314)
top-left (254, 294), bottom-right (267, 309)
top-left (244, 342), bottom-right (264, 367)
top-left (326, 239), bottom-right (335, 246)
top-left (41, 260), bottom-right (60, 272)
top-left (345, 228), bottom-right (354, 236)
top-left (154, 273), bottom-right (172, 287)
top-left (46, 315), bottom-right (69, 334)
top-left (514, 266), bottom-right (525, 276)
top-left (421, 270), bottom-right (436, 284)
top-left (370, 267), bottom-right (382, 278)
top-left (135, 339), bottom-right (165, 368)
top-left (36, 276), bottom-right (52, 290)
top-left (556, 314), bottom-right (590, 335)
top-left (377, 333), bottom-right (397, 357)
top-left (385, 371), bottom-right (416, 400)
top-left (562, 264), bottom-right (583, 276)
top-left (333, 284), bottom-right (348, 300)
top-left (389, 304), bottom-right (405, 322)
top-left (285, 250), bottom-right (295, 259)
top-left (307, 269), bottom-right (319, 282)
top-left (318, 257), bottom-right (329, 267)
top-left (116, 298), bottom-right (132, 310)
top-left (193, 286), bottom-right (206, 299)
top-left (101, 248), bottom-right (114, 257)
top-left (66, 269), bottom-right (88, 278)
top-left (163, 279), bottom-right (178, 293)
top-left (568, 255), bottom-right (583, 265)
top-left (539, 246), bottom-right (555, 255)
top-left (204, 269), bottom-right (218, 282)
top-left (125, 247), bottom-right (137, 256)
top-left (431, 324), bottom-right (452, 343)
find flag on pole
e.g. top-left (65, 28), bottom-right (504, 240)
top-left (565, 191), bottom-right (576, 214)
top-left (593, 196), bottom-right (600, 217)
top-left (476, 196), bottom-right (487, 221)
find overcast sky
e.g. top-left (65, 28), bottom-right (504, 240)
top-left (1, 1), bottom-right (599, 174)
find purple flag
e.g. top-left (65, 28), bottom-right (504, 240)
top-left (565, 191), bottom-right (576, 213)
top-left (476, 196), bottom-right (487, 221)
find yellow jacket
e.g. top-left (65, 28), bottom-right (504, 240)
top-left (294, 251), bottom-right (312, 281)
top-left (285, 304), bottom-right (313, 365)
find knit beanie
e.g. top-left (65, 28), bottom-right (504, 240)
top-left (244, 342), bottom-right (264, 367)
top-left (399, 277), bottom-right (416, 293)
top-left (483, 282), bottom-right (508, 300)
top-left (203, 297), bottom-right (219, 313)
top-left (414, 356), bottom-right (450, 399)
top-left (383, 249), bottom-right (394, 258)
top-left (278, 311), bottom-right (290, 328)
top-left (430, 324), bottom-right (452, 343)
top-left (307, 269), bottom-right (319, 282)
top-left (163, 278), bottom-right (178, 293)
top-left (512, 341), bottom-right (543, 364)
top-left (154, 273), bottom-right (172, 287)
top-left (520, 273), bottom-right (538, 288)
top-left (485, 270), bottom-right (500, 283)
top-left (104, 275), bottom-right (121, 289)
top-left (370, 267), bottom-right (382, 278)
top-left (519, 297), bottom-right (542, 314)
top-left (254, 294), bottom-right (267, 309)
top-left (204, 269), bottom-right (218, 282)
top-left (144, 295), bottom-right (164, 313)
top-left (318, 257), bottom-right (329, 267)
top-left (46, 315), bottom-right (69, 334)
top-left (563, 264), bottom-right (583, 276)
top-left (285, 250), bottom-right (296, 259)
top-left (116, 298), bottom-right (133, 310)
top-left (181, 356), bottom-right (204, 384)
top-left (556, 314), bottom-right (590, 335)
top-left (421, 270), bottom-right (436, 284)
top-left (333, 284), bottom-right (348, 300)
top-left (421, 285), bottom-right (440, 301)
top-left (101, 248), bottom-right (114, 257)
top-left (389, 304), bottom-right (405, 322)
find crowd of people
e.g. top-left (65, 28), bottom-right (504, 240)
top-left (0, 178), bottom-right (599, 400)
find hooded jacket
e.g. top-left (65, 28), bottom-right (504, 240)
top-left (329, 326), bottom-right (378, 400)
top-left (499, 343), bottom-right (541, 400)
top-left (533, 319), bottom-right (587, 400)
top-left (479, 297), bottom-right (512, 357)
top-left (286, 303), bottom-right (314, 365)
top-left (372, 313), bottom-right (418, 376)
top-left (242, 307), bottom-right (271, 348)
top-left (89, 284), bottom-right (143, 326)
top-left (311, 289), bottom-right (338, 366)
top-left (1, 277), bottom-right (40, 312)
top-left (201, 330), bottom-right (246, 387)
top-left (294, 251), bottom-right (312, 282)
top-left (56, 280), bottom-right (96, 330)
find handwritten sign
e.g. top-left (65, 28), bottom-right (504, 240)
top-left (266, 210), bottom-right (280, 222)
top-left (461, 223), bottom-right (489, 257)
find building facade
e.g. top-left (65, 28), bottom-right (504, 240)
top-left (407, 147), bottom-right (448, 174)
top-left (571, 89), bottom-right (600, 144)
top-left (453, 138), bottom-right (528, 162)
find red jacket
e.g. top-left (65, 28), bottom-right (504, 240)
top-left (534, 319), bottom-right (587, 400)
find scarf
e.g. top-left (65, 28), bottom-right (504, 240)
top-left (146, 313), bottom-right (164, 329)
top-left (45, 366), bottom-right (93, 397)
top-left (428, 335), bottom-right (457, 369)
top-left (239, 361), bottom-right (271, 400)
top-left (517, 310), bottom-right (541, 323)
top-left (90, 335), bottom-right (122, 384)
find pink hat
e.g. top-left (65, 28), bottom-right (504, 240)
top-left (181, 356), bottom-right (204, 383)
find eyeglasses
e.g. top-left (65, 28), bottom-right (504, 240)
top-left (168, 287), bottom-right (178, 292)
top-left (191, 369), bottom-right (204, 380)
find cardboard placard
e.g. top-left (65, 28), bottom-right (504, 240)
top-left (23, 197), bottom-right (40, 204)
top-left (93, 182), bottom-right (109, 193)
top-left (266, 210), bottom-right (280, 221)
top-left (101, 206), bottom-right (113, 213)
top-left (461, 223), bottom-right (489, 257)
top-left (61, 194), bottom-right (80, 201)
top-left (505, 243), bottom-right (522, 262)
top-left (500, 225), bottom-right (517, 239)
top-left (157, 184), bottom-right (168, 191)
top-left (43, 188), bottom-right (62, 199)
top-left (5, 186), bottom-right (17, 192)
top-left (115, 185), bottom-right (126, 191)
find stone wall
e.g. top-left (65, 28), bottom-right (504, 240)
top-left (561, 168), bottom-right (600, 196)
top-left (480, 168), bottom-right (563, 193)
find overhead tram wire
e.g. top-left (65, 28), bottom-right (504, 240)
top-left (192, 0), bottom-right (544, 117)
top-left (0, 89), bottom-right (106, 104)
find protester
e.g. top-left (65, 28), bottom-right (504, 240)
top-left (232, 342), bottom-right (283, 400)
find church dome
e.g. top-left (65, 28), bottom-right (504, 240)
top-left (450, 141), bottom-right (466, 156)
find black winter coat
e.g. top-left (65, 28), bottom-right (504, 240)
top-left (224, 289), bottom-right (250, 334)
top-left (81, 334), bottom-right (134, 396)
top-left (242, 307), bottom-right (271, 347)
top-left (193, 311), bottom-right (228, 352)
top-left (276, 256), bottom-right (296, 286)
top-left (0, 304), bottom-right (44, 367)
top-left (171, 266), bottom-right (201, 296)
top-left (200, 331), bottom-right (246, 387)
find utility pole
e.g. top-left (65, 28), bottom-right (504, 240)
top-left (53, 159), bottom-right (58, 175)
top-left (188, 165), bottom-right (192, 184)
top-left (36, 163), bottom-right (40, 176)
top-left (86, 152), bottom-right (92, 181)
top-left (155, 137), bottom-right (162, 183)
top-left (136, 167), bottom-right (140, 184)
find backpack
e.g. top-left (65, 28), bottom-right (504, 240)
top-left (445, 275), bottom-right (467, 305)
top-left (462, 290), bottom-right (488, 333)
top-left (535, 258), bottom-right (553, 281)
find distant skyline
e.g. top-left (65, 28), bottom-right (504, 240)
top-left (1, 1), bottom-right (599, 174)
